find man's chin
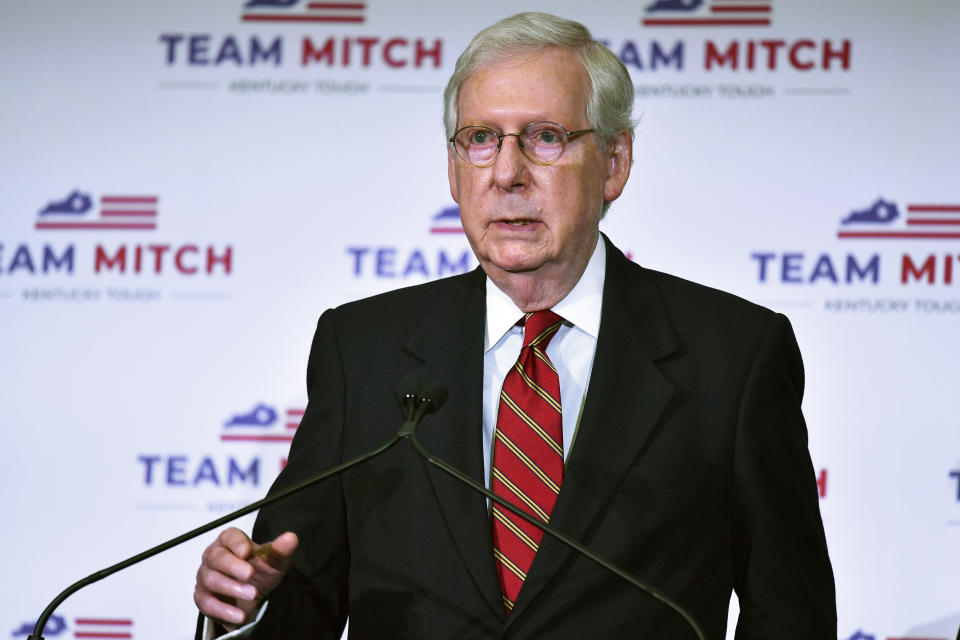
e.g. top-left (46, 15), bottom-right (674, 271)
top-left (483, 255), bottom-right (548, 276)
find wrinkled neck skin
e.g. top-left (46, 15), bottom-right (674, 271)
top-left (482, 230), bottom-right (597, 312)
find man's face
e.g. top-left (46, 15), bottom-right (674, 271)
top-left (448, 47), bottom-right (630, 289)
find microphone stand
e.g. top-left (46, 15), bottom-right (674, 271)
top-left (400, 391), bottom-right (707, 640)
top-left (29, 380), bottom-right (705, 640)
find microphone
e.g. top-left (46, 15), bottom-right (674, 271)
top-left (399, 383), bottom-right (707, 640)
top-left (395, 373), bottom-right (420, 421)
top-left (398, 382), bottom-right (448, 438)
top-left (28, 374), bottom-right (433, 640)
top-left (419, 383), bottom-right (448, 413)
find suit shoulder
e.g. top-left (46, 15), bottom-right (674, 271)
top-left (642, 267), bottom-right (772, 319)
top-left (337, 269), bottom-right (480, 312)
top-left (320, 269), bottom-right (483, 337)
top-left (604, 238), bottom-right (775, 328)
top-left (629, 265), bottom-right (803, 384)
top-left (631, 265), bottom-right (787, 349)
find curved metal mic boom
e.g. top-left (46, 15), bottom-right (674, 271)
top-left (400, 383), bottom-right (707, 640)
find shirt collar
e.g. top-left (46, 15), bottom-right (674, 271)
top-left (484, 237), bottom-right (606, 351)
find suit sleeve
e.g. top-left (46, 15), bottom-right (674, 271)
top-left (732, 313), bottom-right (837, 638)
top-left (249, 309), bottom-right (350, 639)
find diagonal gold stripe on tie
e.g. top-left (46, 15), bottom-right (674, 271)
top-left (499, 390), bottom-right (564, 457)
top-left (531, 346), bottom-right (558, 373)
top-left (492, 468), bottom-right (551, 522)
top-left (493, 548), bottom-right (528, 583)
top-left (502, 594), bottom-right (514, 611)
top-left (512, 361), bottom-right (562, 413)
top-left (492, 504), bottom-right (540, 552)
top-left (528, 320), bottom-right (563, 347)
top-left (495, 430), bottom-right (561, 495)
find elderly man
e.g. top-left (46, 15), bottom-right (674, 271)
top-left (194, 12), bottom-right (836, 639)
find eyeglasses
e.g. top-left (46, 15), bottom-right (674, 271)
top-left (449, 121), bottom-right (595, 167)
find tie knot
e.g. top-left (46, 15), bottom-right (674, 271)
top-left (521, 310), bottom-right (564, 350)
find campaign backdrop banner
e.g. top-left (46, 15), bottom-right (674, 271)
top-left (1, 1), bottom-right (958, 638)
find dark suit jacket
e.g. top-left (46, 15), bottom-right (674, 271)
top-left (249, 238), bottom-right (836, 639)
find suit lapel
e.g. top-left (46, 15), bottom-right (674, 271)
top-left (505, 239), bottom-right (680, 624)
top-left (402, 268), bottom-right (506, 621)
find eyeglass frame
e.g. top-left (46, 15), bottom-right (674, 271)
top-left (448, 121), bottom-right (595, 167)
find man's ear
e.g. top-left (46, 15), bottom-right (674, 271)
top-left (602, 131), bottom-right (632, 203)
top-left (448, 145), bottom-right (460, 203)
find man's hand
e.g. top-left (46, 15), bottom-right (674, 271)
top-left (194, 527), bottom-right (299, 631)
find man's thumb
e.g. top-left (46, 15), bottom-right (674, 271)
top-left (257, 531), bottom-right (299, 569)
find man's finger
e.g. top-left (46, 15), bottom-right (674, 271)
top-left (253, 531), bottom-right (299, 570)
top-left (193, 586), bottom-right (248, 627)
top-left (206, 542), bottom-right (254, 582)
top-left (196, 564), bottom-right (257, 602)
top-left (218, 527), bottom-right (253, 559)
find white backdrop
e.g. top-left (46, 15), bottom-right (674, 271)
top-left (2, 1), bottom-right (958, 639)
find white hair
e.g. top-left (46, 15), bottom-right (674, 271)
top-left (443, 12), bottom-right (635, 151)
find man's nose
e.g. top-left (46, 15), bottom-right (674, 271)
top-left (492, 133), bottom-right (528, 188)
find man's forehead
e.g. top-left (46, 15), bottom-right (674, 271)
top-left (456, 47), bottom-right (590, 122)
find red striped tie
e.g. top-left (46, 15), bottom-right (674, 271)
top-left (491, 310), bottom-right (564, 613)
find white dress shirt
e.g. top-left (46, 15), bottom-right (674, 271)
top-left (209, 238), bottom-right (606, 639)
